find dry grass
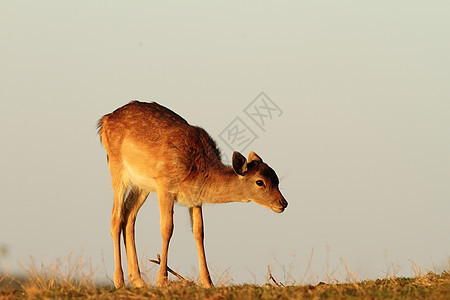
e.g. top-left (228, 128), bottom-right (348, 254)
top-left (1, 255), bottom-right (449, 299)
top-left (1, 272), bottom-right (449, 300)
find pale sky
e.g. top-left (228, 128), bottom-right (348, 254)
top-left (1, 1), bottom-right (449, 285)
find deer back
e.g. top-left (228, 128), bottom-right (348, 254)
top-left (98, 101), bottom-right (223, 195)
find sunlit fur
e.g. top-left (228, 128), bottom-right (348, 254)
top-left (98, 101), bottom-right (287, 288)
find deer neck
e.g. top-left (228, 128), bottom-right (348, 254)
top-left (199, 166), bottom-right (248, 204)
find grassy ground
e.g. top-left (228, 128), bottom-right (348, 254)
top-left (1, 271), bottom-right (449, 299)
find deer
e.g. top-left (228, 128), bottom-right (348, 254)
top-left (97, 101), bottom-right (287, 288)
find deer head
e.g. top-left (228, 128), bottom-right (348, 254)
top-left (232, 151), bottom-right (288, 213)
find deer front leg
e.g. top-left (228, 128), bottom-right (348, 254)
top-left (191, 206), bottom-right (213, 288)
top-left (157, 189), bottom-right (174, 287)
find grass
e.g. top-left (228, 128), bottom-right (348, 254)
top-left (0, 255), bottom-right (449, 299)
top-left (1, 272), bottom-right (449, 299)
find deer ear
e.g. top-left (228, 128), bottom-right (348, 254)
top-left (232, 151), bottom-right (247, 176)
top-left (248, 151), bottom-right (263, 163)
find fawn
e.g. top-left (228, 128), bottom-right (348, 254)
top-left (98, 101), bottom-right (287, 288)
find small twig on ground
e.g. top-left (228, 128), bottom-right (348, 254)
top-left (149, 254), bottom-right (188, 282)
top-left (267, 265), bottom-right (284, 287)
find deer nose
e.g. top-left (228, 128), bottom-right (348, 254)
top-left (279, 198), bottom-right (288, 209)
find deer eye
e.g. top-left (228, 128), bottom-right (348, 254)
top-left (256, 180), bottom-right (265, 187)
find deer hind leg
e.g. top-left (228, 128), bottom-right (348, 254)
top-left (190, 206), bottom-right (213, 287)
top-left (157, 185), bottom-right (175, 287)
top-left (122, 187), bottom-right (149, 288)
top-left (110, 163), bottom-right (128, 289)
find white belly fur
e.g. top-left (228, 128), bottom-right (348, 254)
top-left (123, 160), bottom-right (158, 192)
top-left (123, 160), bottom-right (201, 207)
